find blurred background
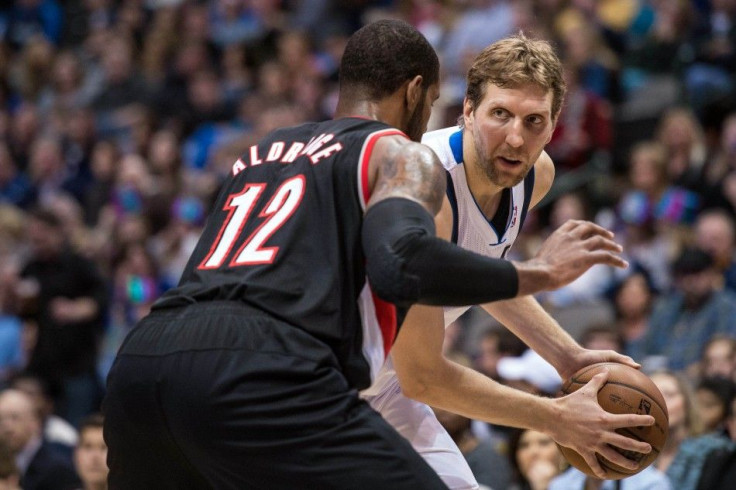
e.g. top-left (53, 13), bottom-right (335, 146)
top-left (1, 1), bottom-right (736, 489)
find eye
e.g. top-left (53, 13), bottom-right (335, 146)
top-left (527, 115), bottom-right (544, 125)
top-left (492, 108), bottom-right (508, 118)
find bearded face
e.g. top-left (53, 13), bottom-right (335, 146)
top-left (464, 82), bottom-right (555, 189)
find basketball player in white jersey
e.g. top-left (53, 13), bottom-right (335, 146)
top-left (363, 34), bottom-right (652, 488)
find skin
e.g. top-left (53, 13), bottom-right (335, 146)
top-left (0, 389), bottom-right (41, 454)
top-left (382, 81), bottom-right (651, 479)
top-left (340, 75), bottom-right (628, 296)
top-left (650, 373), bottom-right (687, 473)
top-left (516, 430), bottom-right (566, 490)
top-left (74, 427), bottom-right (109, 490)
top-left (702, 339), bottom-right (736, 379)
top-left (695, 388), bottom-right (725, 432)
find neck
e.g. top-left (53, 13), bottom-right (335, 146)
top-left (334, 91), bottom-right (406, 132)
top-left (462, 131), bottom-right (504, 218)
top-left (85, 483), bottom-right (108, 490)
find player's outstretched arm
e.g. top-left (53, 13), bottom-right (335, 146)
top-left (362, 138), bottom-right (627, 307)
top-left (512, 219), bottom-right (628, 296)
top-left (392, 304), bottom-right (654, 480)
top-left (482, 296), bottom-right (640, 380)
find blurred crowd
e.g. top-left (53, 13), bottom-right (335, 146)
top-left (0, 0), bottom-right (736, 489)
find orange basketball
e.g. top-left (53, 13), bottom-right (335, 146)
top-left (557, 362), bottom-right (669, 480)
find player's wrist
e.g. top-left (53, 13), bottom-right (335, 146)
top-left (511, 259), bottom-right (554, 296)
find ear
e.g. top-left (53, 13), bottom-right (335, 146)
top-left (406, 75), bottom-right (424, 112)
top-left (462, 97), bottom-right (474, 128)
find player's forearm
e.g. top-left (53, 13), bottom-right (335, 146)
top-left (402, 357), bottom-right (558, 433)
top-left (481, 295), bottom-right (583, 376)
top-left (393, 305), bottom-right (558, 432)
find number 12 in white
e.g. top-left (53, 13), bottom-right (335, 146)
top-left (199, 175), bottom-right (306, 268)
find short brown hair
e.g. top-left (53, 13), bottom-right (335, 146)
top-left (465, 32), bottom-right (566, 121)
top-left (78, 412), bottom-right (104, 441)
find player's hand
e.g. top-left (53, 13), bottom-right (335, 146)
top-left (559, 348), bottom-right (641, 381)
top-left (529, 220), bottom-right (628, 291)
top-left (550, 372), bottom-right (654, 479)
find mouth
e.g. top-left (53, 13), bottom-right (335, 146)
top-left (497, 156), bottom-right (523, 167)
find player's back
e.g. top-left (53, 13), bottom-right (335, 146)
top-left (156, 117), bottom-right (405, 389)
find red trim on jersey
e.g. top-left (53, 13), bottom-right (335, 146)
top-left (359, 129), bottom-right (407, 204)
top-left (370, 287), bottom-right (397, 358)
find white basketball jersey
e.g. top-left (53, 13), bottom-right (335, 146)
top-left (423, 126), bottom-right (535, 325)
top-left (363, 126), bottom-right (535, 490)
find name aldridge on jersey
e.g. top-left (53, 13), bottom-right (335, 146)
top-left (157, 118), bottom-right (402, 391)
top-left (232, 134), bottom-right (344, 175)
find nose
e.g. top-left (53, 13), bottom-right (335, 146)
top-left (505, 119), bottom-right (524, 148)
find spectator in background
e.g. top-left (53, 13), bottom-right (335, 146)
top-left (472, 325), bottom-right (526, 381)
top-left (0, 141), bottom-right (33, 208)
top-left (579, 324), bottom-right (625, 353)
top-left (655, 107), bottom-right (709, 193)
top-left (0, 439), bottom-right (20, 490)
top-left (507, 427), bottom-right (568, 490)
top-left (0, 388), bottom-right (80, 490)
top-left (73, 413), bottom-right (107, 490)
top-left (496, 349), bottom-right (562, 397)
top-left (538, 192), bottom-right (616, 309)
top-left (693, 388), bottom-right (736, 490)
top-left (700, 112), bottom-right (736, 213)
top-left (551, 461), bottom-right (671, 490)
top-left (694, 209), bottom-right (736, 291)
top-left (618, 140), bottom-right (701, 231)
top-left (20, 208), bottom-right (108, 428)
top-left (700, 335), bottom-right (736, 381)
top-left (650, 370), bottom-right (731, 490)
top-left (10, 372), bottom-right (78, 455)
top-left (641, 246), bottom-right (736, 372)
top-left (695, 376), bottom-right (736, 436)
top-left (610, 267), bottom-right (659, 361)
top-left (4, 0), bottom-right (63, 48)
top-left (614, 141), bottom-right (691, 293)
top-left (545, 64), bottom-right (613, 172)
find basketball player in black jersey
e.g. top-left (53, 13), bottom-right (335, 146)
top-left (103, 20), bottom-right (633, 489)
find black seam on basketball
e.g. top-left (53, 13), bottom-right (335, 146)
top-left (563, 378), bottom-right (667, 416)
top-left (598, 458), bottom-right (635, 475)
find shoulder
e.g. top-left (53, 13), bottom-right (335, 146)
top-left (421, 125), bottom-right (463, 169)
top-left (529, 151), bottom-right (554, 210)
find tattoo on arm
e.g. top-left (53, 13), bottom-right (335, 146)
top-left (369, 140), bottom-right (446, 216)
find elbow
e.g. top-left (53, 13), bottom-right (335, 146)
top-left (364, 254), bottom-right (419, 307)
top-left (394, 365), bottom-right (436, 403)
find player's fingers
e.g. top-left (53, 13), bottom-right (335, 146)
top-left (581, 371), bottom-right (609, 395)
top-left (569, 220), bottom-right (615, 240)
top-left (580, 451), bottom-right (608, 480)
top-left (609, 413), bottom-right (655, 430)
top-left (583, 235), bottom-right (623, 253)
top-left (605, 352), bottom-right (641, 369)
top-left (587, 251), bottom-right (629, 269)
top-left (603, 431), bottom-right (652, 455)
top-left (595, 445), bottom-right (641, 471)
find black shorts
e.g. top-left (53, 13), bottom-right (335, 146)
top-left (103, 302), bottom-right (448, 489)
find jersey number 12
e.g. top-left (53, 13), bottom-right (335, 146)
top-left (199, 175), bottom-right (305, 268)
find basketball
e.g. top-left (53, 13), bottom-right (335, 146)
top-left (557, 362), bottom-right (669, 480)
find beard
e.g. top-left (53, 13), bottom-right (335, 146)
top-left (405, 96), bottom-right (427, 142)
top-left (472, 127), bottom-right (533, 188)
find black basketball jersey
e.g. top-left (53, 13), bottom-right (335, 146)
top-left (155, 118), bottom-right (405, 389)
